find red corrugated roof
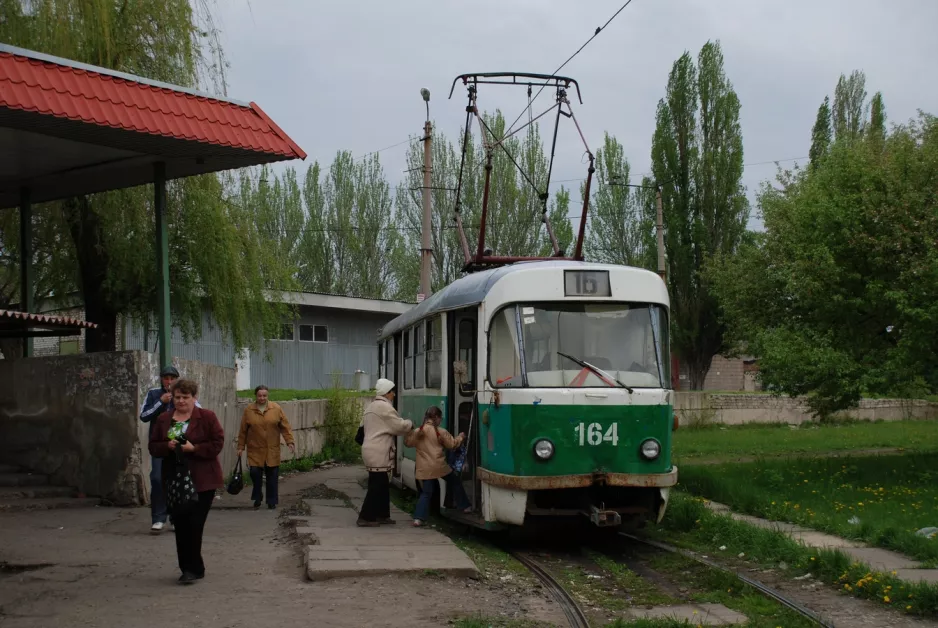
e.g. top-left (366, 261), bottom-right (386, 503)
top-left (0, 49), bottom-right (306, 160)
top-left (0, 309), bottom-right (98, 330)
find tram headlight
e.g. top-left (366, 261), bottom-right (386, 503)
top-left (533, 439), bottom-right (555, 461)
top-left (639, 438), bottom-right (661, 460)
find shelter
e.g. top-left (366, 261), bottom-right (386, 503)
top-left (0, 43), bottom-right (306, 366)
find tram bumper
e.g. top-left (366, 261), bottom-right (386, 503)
top-left (478, 467), bottom-right (678, 526)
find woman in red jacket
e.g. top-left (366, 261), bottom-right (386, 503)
top-left (148, 379), bottom-right (224, 584)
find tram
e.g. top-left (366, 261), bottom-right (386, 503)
top-left (377, 260), bottom-right (678, 529)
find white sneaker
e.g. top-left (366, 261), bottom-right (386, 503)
top-left (151, 521), bottom-right (165, 533)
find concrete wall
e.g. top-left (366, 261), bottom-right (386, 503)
top-left (0, 351), bottom-right (147, 504)
top-left (0, 350), bottom-right (237, 506)
top-left (675, 392), bottom-right (938, 425)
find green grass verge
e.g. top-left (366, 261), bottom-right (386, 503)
top-left (653, 492), bottom-right (938, 618)
top-left (237, 388), bottom-right (374, 401)
top-left (679, 453), bottom-right (938, 564)
top-left (673, 419), bottom-right (938, 462)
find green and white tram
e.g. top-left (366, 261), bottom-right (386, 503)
top-left (377, 260), bottom-right (678, 530)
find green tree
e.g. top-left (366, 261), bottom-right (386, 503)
top-left (867, 92), bottom-right (887, 144)
top-left (709, 115), bottom-right (938, 416)
top-left (649, 41), bottom-right (748, 389)
top-left (296, 162), bottom-right (333, 293)
top-left (584, 133), bottom-right (655, 267)
top-left (833, 70), bottom-right (868, 142)
top-left (809, 96), bottom-right (833, 170)
top-left (0, 0), bottom-right (290, 352)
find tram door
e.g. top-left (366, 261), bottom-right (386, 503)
top-left (450, 308), bottom-right (480, 512)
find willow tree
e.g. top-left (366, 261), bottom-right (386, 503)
top-left (0, 0), bottom-right (291, 352)
top-left (649, 41), bottom-right (748, 389)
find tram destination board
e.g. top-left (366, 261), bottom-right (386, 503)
top-left (564, 270), bottom-right (611, 297)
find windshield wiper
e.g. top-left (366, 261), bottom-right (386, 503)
top-left (557, 351), bottom-right (633, 393)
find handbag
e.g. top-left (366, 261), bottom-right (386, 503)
top-left (226, 457), bottom-right (244, 495)
top-left (165, 455), bottom-right (199, 514)
top-left (446, 397), bottom-right (475, 475)
top-left (355, 423), bottom-right (365, 446)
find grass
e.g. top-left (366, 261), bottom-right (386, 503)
top-left (679, 453), bottom-right (938, 564)
top-left (554, 550), bottom-right (675, 611)
top-left (653, 492), bottom-right (938, 618)
top-left (237, 388), bottom-right (373, 401)
top-left (673, 419), bottom-right (938, 462)
top-left (642, 552), bottom-right (816, 628)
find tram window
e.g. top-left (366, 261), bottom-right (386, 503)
top-left (378, 342), bottom-right (384, 378)
top-left (489, 303), bottom-right (668, 388)
top-left (415, 324), bottom-right (426, 389)
top-left (403, 330), bottom-right (412, 389)
top-left (489, 307), bottom-right (522, 386)
top-left (458, 319), bottom-right (476, 389)
top-left (427, 316), bottom-right (443, 389)
top-left (384, 338), bottom-right (394, 382)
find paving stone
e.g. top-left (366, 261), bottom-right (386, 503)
top-left (626, 603), bottom-right (747, 625)
top-left (841, 547), bottom-right (919, 571)
top-left (894, 569), bottom-right (938, 585)
top-left (301, 466), bottom-right (479, 582)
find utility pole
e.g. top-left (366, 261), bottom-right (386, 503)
top-left (655, 186), bottom-right (666, 282)
top-left (419, 88), bottom-right (432, 303)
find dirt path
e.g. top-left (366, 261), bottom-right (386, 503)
top-left (0, 467), bottom-right (562, 628)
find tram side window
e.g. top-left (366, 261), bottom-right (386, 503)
top-left (415, 324), bottom-right (426, 389)
top-left (489, 307), bottom-right (522, 386)
top-left (378, 342), bottom-right (384, 379)
top-left (384, 338), bottom-right (394, 383)
top-left (403, 330), bottom-right (412, 389)
top-left (426, 316), bottom-right (442, 389)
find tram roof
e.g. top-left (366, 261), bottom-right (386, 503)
top-left (379, 260), bottom-right (661, 339)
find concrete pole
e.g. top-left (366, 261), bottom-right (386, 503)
top-left (656, 187), bottom-right (666, 282)
top-left (19, 187), bottom-right (33, 357)
top-left (419, 120), bottom-right (433, 301)
top-left (154, 162), bottom-right (171, 369)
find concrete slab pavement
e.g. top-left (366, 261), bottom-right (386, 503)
top-left (703, 500), bottom-right (937, 583)
top-left (301, 466), bottom-right (479, 581)
top-left (0, 465), bottom-right (553, 628)
top-left (626, 603), bottom-right (748, 626)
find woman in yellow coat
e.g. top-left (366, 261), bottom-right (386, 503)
top-left (237, 385), bottom-right (295, 510)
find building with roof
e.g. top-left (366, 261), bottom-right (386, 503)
top-left (4, 291), bottom-right (413, 391)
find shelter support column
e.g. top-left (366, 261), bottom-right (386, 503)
top-left (154, 162), bottom-right (171, 369)
top-left (19, 187), bottom-right (33, 357)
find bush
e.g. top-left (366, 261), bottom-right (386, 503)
top-left (321, 373), bottom-right (363, 463)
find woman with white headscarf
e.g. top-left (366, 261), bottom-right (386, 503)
top-left (358, 378), bottom-right (413, 526)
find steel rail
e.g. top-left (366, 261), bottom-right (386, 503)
top-left (510, 550), bottom-right (591, 628)
top-left (620, 533), bottom-right (836, 628)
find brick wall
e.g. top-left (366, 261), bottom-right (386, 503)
top-left (677, 355), bottom-right (760, 391)
top-left (32, 307), bottom-right (88, 357)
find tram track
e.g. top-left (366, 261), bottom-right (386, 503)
top-left (501, 530), bottom-right (834, 628)
top-left (619, 532), bottom-right (836, 628)
top-left (509, 550), bottom-right (591, 628)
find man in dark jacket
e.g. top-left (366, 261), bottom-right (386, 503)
top-left (140, 366), bottom-right (200, 533)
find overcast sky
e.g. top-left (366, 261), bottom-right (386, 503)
top-left (212, 0), bottom-right (938, 231)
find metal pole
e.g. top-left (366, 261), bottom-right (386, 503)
top-left (419, 120), bottom-right (433, 300)
top-left (19, 187), bottom-right (33, 357)
top-left (154, 162), bottom-right (171, 369)
top-left (656, 187), bottom-right (666, 281)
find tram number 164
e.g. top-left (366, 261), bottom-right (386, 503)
top-left (573, 422), bottom-right (619, 446)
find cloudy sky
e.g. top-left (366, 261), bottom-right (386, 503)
top-left (212, 0), bottom-right (938, 230)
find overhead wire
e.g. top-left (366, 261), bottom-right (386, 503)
top-left (504, 0), bottom-right (637, 138)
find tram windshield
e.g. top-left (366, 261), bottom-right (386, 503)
top-left (489, 303), bottom-right (670, 389)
